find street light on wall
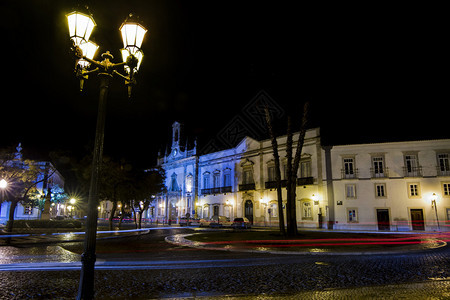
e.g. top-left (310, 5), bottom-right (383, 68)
top-left (66, 7), bottom-right (148, 300)
top-left (431, 193), bottom-right (440, 231)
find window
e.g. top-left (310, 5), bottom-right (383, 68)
top-left (213, 171), bottom-right (220, 188)
top-left (203, 206), bottom-right (209, 219)
top-left (223, 169), bottom-right (231, 187)
top-left (375, 183), bottom-right (386, 197)
top-left (342, 157), bottom-right (356, 179)
top-left (438, 153), bottom-right (450, 175)
top-left (408, 183), bottom-right (420, 197)
top-left (24, 205), bottom-right (33, 215)
top-left (268, 165), bottom-right (275, 182)
top-left (405, 155), bottom-right (418, 172)
top-left (224, 205), bottom-right (231, 218)
top-left (348, 209), bottom-right (358, 223)
top-left (344, 158), bottom-right (354, 174)
top-left (269, 203), bottom-right (278, 218)
top-left (346, 184), bottom-right (356, 198)
top-left (186, 175), bottom-right (193, 193)
top-left (213, 205), bottom-right (219, 216)
top-left (443, 183), bottom-right (450, 196)
top-left (300, 160), bottom-right (312, 178)
top-left (243, 169), bottom-right (253, 184)
top-left (372, 156), bottom-right (386, 177)
top-left (169, 173), bottom-right (179, 192)
top-left (203, 172), bottom-right (210, 189)
top-left (302, 201), bottom-right (312, 219)
top-left (404, 154), bottom-right (421, 176)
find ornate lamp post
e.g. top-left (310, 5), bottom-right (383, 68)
top-left (66, 8), bottom-right (147, 300)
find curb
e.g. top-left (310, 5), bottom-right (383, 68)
top-left (165, 233), bottom-right (448, 256)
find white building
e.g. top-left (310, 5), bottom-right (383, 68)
top-left (0, 144), bottom-right (65, 224)
top-left (156, 122), bottom-right (450, 232)
top-left (326, 140), bottom-right (450, 231)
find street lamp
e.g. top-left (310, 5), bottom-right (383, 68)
top-left (431, 193), bottom-right (440, 231)
top-left (66, 8), bottom-right (148, 300)
top-left (0, 179), bottom-right (7, 189)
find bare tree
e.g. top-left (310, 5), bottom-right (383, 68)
top-left (265, 102), bottom-right (309, 236)
top-left (264, 107), bottom-right (286, 235)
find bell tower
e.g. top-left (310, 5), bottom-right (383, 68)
top-left (172, 121), bottom-right (181, 150)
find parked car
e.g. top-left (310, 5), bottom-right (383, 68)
top-left (199, 218), bottom-right (211, 227)
top-left (209, 216), bottom-right (233, 228)
top-left (179, 217), bottom-right (191, 226)
top-left (180, 217), bottom-right (201, 226)
top-left (231, 217), bottom-right (251, 229)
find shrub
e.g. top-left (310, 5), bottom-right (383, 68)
top-left (7, 219), bottom-right (82, 229)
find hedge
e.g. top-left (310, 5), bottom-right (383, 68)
top-left (7, 219), bottom-right (82, 229)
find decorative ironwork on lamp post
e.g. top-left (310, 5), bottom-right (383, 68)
top-left (66, 8), bottom-right (147, 300)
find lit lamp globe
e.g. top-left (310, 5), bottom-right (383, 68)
top-left (66, 11), bottom-right (96, 46)
top-left (119, 15), bottom-right (147, 73)
top-left (78, 41), bottom-right (99, 67)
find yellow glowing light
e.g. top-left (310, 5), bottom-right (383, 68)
top-left (78, 41), bottom-right (99, 67)
top-left (66, 11), bottom-right (96, 46)
top-left (120, 21), bottom-right (147, 49)
top-left (0, 179), bottom-right (7, 189)
top-left (70, 198), bottom-right (77, 205)
top-left (121, 48), bottom-right (143, 73)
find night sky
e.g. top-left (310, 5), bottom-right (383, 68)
top-left (1, 1), bottom-right (448, 168)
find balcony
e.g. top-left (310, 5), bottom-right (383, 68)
top-left (403, 166), bottom-right (422, 177)
top-left (239, 183), bottom-right (256, 191)
top-left (370, 167), bottom-right (389, 178)
top-left (437, 166), bottom-right (450, 176)
top-left (201, 186), bottom-right (232, 195)
top-left (297, 177), bottom-right (314, 185)
top-left (265, 180), bottom-right (287, 189)
top-left (341, 169), bottom-right (358, 179)
top-left (221, 186), bottom-right (232, 193)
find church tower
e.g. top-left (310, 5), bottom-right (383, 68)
top-left (169, 121), bottom-right (182, 159)
top-left (172, 121), bottom-right (181, 150)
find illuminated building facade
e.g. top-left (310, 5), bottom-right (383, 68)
top-left (0, 144), bottom-right (65, 224)
top-left (157, 122), bottom-right (450, 231)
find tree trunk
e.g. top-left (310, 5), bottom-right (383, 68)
top-left (118, 205), bottom-right (125, 229)
top-left (109, 201), bottom-right (117, 231)
top-left (285, 116), bottom-right (298, 236)
top-left (6, 198), bottom-right (19, 233)
top-left (264, 107), bottom-right (286, 235)
top-left (138, 210), bottom-right (143, 229)
top-left (289, 102), bottom-right (309, 235)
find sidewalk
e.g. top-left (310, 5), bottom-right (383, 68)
top-left (166, 229), bottom-right (450, 255)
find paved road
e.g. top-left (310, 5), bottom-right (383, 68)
top-left (0, 228), bottom-right (449, 299)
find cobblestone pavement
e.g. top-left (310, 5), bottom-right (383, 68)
top-left (0, 246), bottom-right (449, 298)
top-left (0, 228), bottom-right (449, 299)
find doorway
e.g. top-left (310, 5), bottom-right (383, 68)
top-left (376, 209), bottom-right (390, 230)
top-left (410, 209), bottom-right (424, 230)
top-left (244, 200), bottom-right (253, 224)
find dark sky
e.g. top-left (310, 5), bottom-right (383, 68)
top-left (1, 1), bottom-right (448, 168)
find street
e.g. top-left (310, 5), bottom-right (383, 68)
top-left (0, 227), bottom-right (449, 299)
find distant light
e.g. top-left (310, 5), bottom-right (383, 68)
top-left (70, 198), bottom-right (77, 205)
top-left (0, 179), bottom-right (7, 189)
